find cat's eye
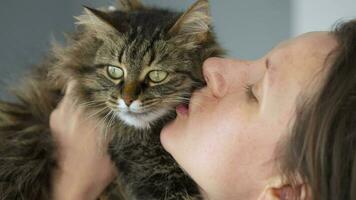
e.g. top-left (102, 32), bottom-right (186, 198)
top-left (148, 70), bottom-right (168, 83)
top-left (107, 65), bottom-right (124, 80)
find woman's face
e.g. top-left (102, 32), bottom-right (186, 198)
top-left (161, 32), bottom-right (338, 199)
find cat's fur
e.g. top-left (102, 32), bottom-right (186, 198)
top-left (0, 0), bottom-right (224, 199)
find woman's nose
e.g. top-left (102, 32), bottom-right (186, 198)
top-left (203, 58), bottom-right (231, 98)
top-left (203, 57), bottom-right (252, 98)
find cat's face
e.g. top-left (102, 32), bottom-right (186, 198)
top-left (90, 35), bottom-right (203, 129)
top-left (56, 0), bottom-right (223, 129)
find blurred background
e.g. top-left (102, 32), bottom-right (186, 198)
top-left (0, 0), bottom-right (355, 97)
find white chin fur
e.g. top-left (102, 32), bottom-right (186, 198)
top-left (117, 108), bottom-right (169, 129)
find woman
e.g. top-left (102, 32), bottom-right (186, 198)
top-left (51, 19), bottom-right (356, 199)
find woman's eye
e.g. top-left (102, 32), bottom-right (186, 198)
top-left (107, 65), bottom-right (124, 79)
top-left (244, 84), bottom-right (258, 103)
top-left (148, 70), bottom-right (168, 83)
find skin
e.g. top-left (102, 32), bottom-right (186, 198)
top-left (50, 32), bottom-right (337, 199)
top-left (50, 82), bottom-right (117, 200)
top-left (161, 32), bottom-right (338, 200)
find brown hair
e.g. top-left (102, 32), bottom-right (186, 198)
top-left (280, 19), bottom-right (356, 200)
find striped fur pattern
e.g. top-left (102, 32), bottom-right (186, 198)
top-left (0, 0), bottom-right (224, 199)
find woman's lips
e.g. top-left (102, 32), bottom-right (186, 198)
top-left (175, 88), bottom-right (204, 117)
top-left (176, 103), bottom-right (189, 116)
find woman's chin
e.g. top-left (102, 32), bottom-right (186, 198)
top-left (160, 114), bottom-right (188, 156)
top-left (160, 120), bottom-right (177, 151)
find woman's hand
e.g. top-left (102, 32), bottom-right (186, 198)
top-left (50, 82), bottom-right (117, 200)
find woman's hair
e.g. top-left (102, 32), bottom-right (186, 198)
top-left (280, 19), bottom-right (356, 200)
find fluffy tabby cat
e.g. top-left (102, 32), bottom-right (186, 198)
top-left (0, 0), bottom-right (224, 199)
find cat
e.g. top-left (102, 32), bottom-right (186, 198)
top-left (0, 0), bottom-right (224, 199)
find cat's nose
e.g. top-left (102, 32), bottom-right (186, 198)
top-left (123, 95), bottom-right (134, 106)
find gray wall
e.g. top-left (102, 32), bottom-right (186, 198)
top-left (144, 0), bottom-right (291, 59)
top-left (292, 0), bottom-right (356, 36)
top-left (0, 0), bottom-right (291, 97)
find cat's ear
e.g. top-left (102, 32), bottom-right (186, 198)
top-left (118, 0), bottom-right (144, 11)
top-left (75, 6), bottom-right (124, 35)
top-left (168, 0), bottom-right (211, 42)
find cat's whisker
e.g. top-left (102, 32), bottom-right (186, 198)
top-left (170, 98), bottom-right (191, 103)
top-left (162, 97), bottom-right (204, 109)
top-left (92, 109), bottom-right (114, 140)
top-left (104, 110), bottom-right (117, 140)
top-left (163, 97), bottom-right (191, 104)
top-left (101, 110), bottom-right (114, 139)
top-left (80, 103), bottom-right (106, 110)
top-left (141, 96), bottom-right (191, 108)
top-left (141, 101), bottom-right (162, 108)
top-left (164, 95), bottom-right (191, 100)
top-left (85, 106), bottom-right (110, 121)
top-left (141, 98), bottom-right (164, 105)
top-left (102, 109), bottom-right (112, 123)
top-left (142, 98), bottom-right (158, 103)
top-left (85, 107), bottom-right (107, 119)
top-left (78, 101), bottom-right (98, 107)
top-left (78, 101), bottom-right (106, 109)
